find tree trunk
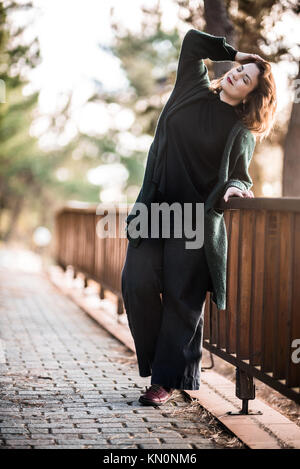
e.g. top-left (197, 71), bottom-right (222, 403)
top-left (282, 61), bottom-right (300, 196)
top-left (204, 0), bottom-right (237, 79)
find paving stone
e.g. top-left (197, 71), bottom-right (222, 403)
top-left (55, 439), bottom-right (108, 445)
top-left (108, 438), bottom-right (161, 444)
top-left (50, 428), bottom-right (81, 434)
top-left (27, 428), bottom-right (50, 434)
top-left (29, 435), bottom-right (57, 440)
top-left (33, 445), bottom-right (80, 449)
top-left (3, 445), bottom-right (32, 449)
top-left (26, 439), bottom-right (57, 446)
top-left (100, 427), bottom-right (137, 434)
top-left (108, 444), bottom-right (139, 449)
top-left (28, 424), bottom-right (74, 429)
top-left (150, 443), bottom-right (194, 449)
top-left (5, 439), bottom-right (37, 446)
top-left (2, 429), bottom-right (29, 435)
top-left (0, 422), bottom-right (25, 428)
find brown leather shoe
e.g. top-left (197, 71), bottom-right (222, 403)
top-left (139, 384), bottom-right (175, 406)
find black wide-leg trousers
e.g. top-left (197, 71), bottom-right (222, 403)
top-left (121, 228), bottom-right (212, 390)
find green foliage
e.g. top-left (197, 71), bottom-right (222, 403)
top-left (93, 26), bottom-right (183, 200)
top-left (0, 1), bottom-right (107, 240)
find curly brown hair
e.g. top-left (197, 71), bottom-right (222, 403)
top-left (209, 58), bottom-right (277, 142)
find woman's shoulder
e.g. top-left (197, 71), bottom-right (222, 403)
top-left (243, 127), bottom-right (256, 146)
top-left (236, 121), bottom-right (256, 146)
top-left (228, 122), bottom-right (256, 158)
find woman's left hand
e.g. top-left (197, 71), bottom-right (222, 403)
top-left (223, 186), bottom-right (254, 202)
top-left (235, 51), bottom-right (265, 63)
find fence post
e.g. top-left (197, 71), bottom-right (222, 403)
top-left (227, 368), bottom-right (262, 415)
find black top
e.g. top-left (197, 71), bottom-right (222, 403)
top-left (151, 90), bottom-right (239, 234)
top-left (161, 89), bottom-right (238, 203)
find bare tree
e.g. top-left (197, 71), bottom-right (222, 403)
top-left (204, 0), bottom-right (237, 78)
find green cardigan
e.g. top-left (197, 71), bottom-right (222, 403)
top-left (125, 29), bottom-right (256, 311)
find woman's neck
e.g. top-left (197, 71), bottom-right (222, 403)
top-left (218, 89), bottom-right (240, 107)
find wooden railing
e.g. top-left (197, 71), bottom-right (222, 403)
top-left (54, 198), bottom-right (300, 406)
top-left (54, 202), bottom-right (128, 314)
top-left (204, 197), bottom-right (300, 407)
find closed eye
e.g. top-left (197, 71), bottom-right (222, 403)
top-left (237, 65), bottom-right (250, 85)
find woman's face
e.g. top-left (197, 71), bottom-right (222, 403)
top-left (221, 63), bottom-right (260, 102)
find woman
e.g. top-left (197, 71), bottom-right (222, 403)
top-left (121, 29), bottom-right (277, 406)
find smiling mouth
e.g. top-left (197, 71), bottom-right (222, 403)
top-left (227, 76), bottom-right (233, 85)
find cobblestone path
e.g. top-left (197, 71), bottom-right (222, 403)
top-left (0, 263), bottom-right (228, 449)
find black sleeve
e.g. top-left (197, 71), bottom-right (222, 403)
top-left (174, 29), bottom-right (237, 88)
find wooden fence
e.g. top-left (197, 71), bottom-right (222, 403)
top-left (55, 198), bottom-right (300, 406)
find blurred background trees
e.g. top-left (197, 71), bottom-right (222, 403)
top-left (0, 0), bottom-right (299, 249)
top-left (105, 0), bottom-right (300, 200)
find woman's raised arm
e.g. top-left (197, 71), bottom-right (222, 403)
top-left (174, 29), bottom-right (238, 88)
